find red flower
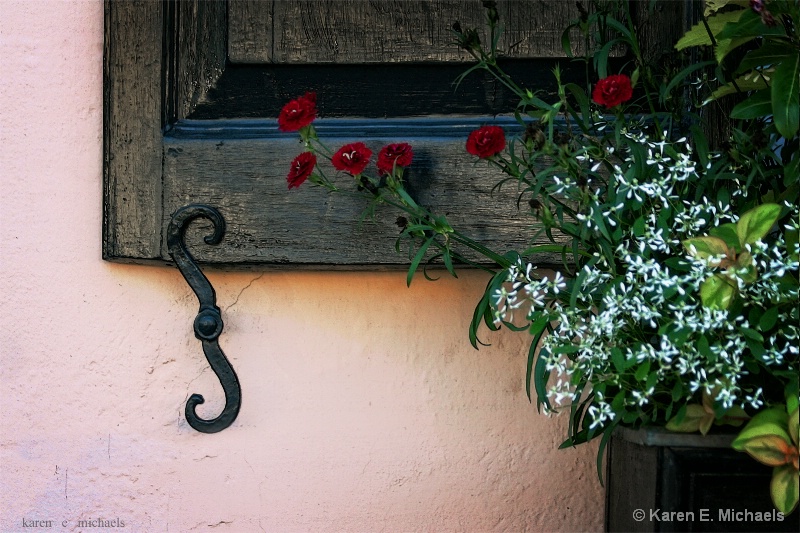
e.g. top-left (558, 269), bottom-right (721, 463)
top-left (332, 142), bottom-right (372, 176)
top-left (377, 143), bottom-right (414, 174)
top-left (278, 92), bottom-right (317, 132)
top-left (286, 151), bottom-right (316, 189)
top-left (466, 126), bottom-right (505, 158)
top-left (592, 75), bottom-right (633, 108)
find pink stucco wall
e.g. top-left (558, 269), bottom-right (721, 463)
top-left (0, 1), bottom-right (604, 531)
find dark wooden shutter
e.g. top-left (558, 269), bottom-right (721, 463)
top-left (104, 0), bottom-right (686, 268)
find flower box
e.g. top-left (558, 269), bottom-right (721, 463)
top-left (605, 427), bottom-right (800, 532)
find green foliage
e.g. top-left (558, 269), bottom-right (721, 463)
top-left (679, 0), bottom-right (800, 141)
top-left (732, 405), bottom-right (800, 515)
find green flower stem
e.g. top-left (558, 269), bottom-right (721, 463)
top-left (621, 2), bottom-right (664, 139)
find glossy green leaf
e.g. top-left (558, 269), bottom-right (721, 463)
top-left (733, 251), bottom-right (758, 283)
top-left (772, 51), bottom-right (800, 139)
top-left (730, 89), bottom-right (773, 120)
top-left (759, 306), bottom-right (780, 332)
top-left (717, 8), bottom-right (784, 41)
top-left (737, 203), bottom-right (781, 246)
top-left (720, 406), bottom-right (749, 427)
top-left (738, 434), bottom-right (794, 466)
top-left (787, 385), bottom-right (800, 422)
top-left (704, 0), bottom-right (750, 17)
top-left (771, 464), bottom-right (800, 515)
top-left (700, 274), bottom-right (737, 309)
top-left (709, 223), bottom-right (741, 252)
top-left (736, 44), bottom-right (791, 75)
top-left (675, 10), bottom-right (745, 51)
top-left (666, 404), bottom-right (708, 433)
top-left (683, 236), bottom-right (730, 262)
top-left (706, 73), bottom-right (770, 103)
top-left (732, 407), bottom-right (792, 448)
top-left (611, 347), bottom-right (625, 374)
top-left (634, 360), bottom-right (651, 382)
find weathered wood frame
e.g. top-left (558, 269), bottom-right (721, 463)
top-left (103, 0), bottom-right (689, 268)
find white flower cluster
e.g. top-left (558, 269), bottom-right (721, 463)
top-left (493, 141), bottom-right (799, 428)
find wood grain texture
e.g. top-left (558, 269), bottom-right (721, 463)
top-left (175, 0), bottom-right (227, 119)
top-left (103, 1), bottom-right (164, 260)
top-left (230, 0), bottom-right (578, 64)
top-left (161, 118), bottom-right (566, 268)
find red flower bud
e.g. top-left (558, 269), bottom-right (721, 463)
top-left (592, 75), bottom-right (633, 109)
top-left (278, 92), bottom-right (317, 132)
top-left (286, 151), bottom-right (316, 189)
top-left (377, 143), bottom-right (414, 175)
top-left (332, 142), bottom-right (372, 176)
top-left (466, 126), bottom-right (506, 159)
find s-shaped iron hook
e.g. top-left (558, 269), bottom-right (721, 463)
top-left (167, 204), bottom-right (241, 433)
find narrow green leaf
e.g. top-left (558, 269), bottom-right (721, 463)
top-left (561, 24), bottom-right (575, 58)
top-left (442, 249), bottom-right (457, 278)
top-left (534, 347), bottom-right (553, 412)
top-left (596, 424), bottom-right (617, 487)
top-left (663, 60), bottom-right (716, 101)
top-left (564, 83), bottom-right (590, 127)
top-left (469, 293), bottom-right (490, 349)
top-left (690, 124), bottom-right (710, 170)
top-left (525, 334), bottom-right (539, 403)
top-left (772, 51), bottom-right (800, 138)
top-left (406, 237), bottom-right (434, 287)
top-left (525, 314), bottom-right (550, 402)
top-left (604, 17), bottom-right (632, 40)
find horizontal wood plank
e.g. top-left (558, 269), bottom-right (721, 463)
top-left (230, 0), bottom-right (578, 64)
top-left (162, 118), bottom-right (565, 268)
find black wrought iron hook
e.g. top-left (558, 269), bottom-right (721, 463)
top-left (167, 204), bottom-right (241, 433)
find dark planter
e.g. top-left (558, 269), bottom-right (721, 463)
top-left (605, 427), bottom-right (799, 533)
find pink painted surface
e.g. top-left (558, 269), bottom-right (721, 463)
top-left (0, 1), bottom-right (604, 531)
